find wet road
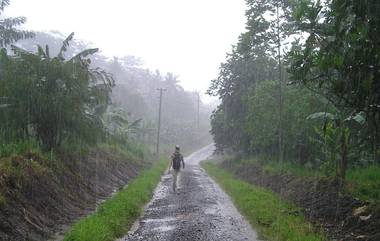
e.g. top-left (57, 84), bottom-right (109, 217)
top-left (119, 145), bottom-right (259, 241)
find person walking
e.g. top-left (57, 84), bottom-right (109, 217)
top-left (170, 145), bottom-right (185, 192)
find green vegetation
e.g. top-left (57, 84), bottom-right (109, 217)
top-left (225, 157), bottom-right (380, 202)
top-left (0, 0), bottom-right (211, 165)
top-left (64, 159), bottom-right (167, 241)
top-left (347, 166), bottom-right (380, 201)
top-left (207, 0), bottom-right (380, 186)
top-left (99, 140), bottom-right (151, 165)
top-left (0, 2), bottom-right (210, 240)
top-left (264, 161), bottom-right (380, 202)
top-left (0, 149), bottom-right (50, 193)
top-left (0, 33), bottom-right (113, 151)
top-left (0, 140), bottom-right (40, 158)
top-left (203, 162), bottom-right (325, 241)
top-left (0, 193), bottom-right (6, 207)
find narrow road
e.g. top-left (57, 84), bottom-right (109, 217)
top-left (119, 145), bottom-right (259, 241)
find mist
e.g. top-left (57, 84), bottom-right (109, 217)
top-left (5, 0), bottom-right (246, 96)
top-left (0, 1), bottom-right (379, 241)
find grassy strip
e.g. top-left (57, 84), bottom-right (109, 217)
top-left (63, 159), bottom-right (167, 241)
top-left (263, 161), bottom-right (380, 201)
top-left (202, 162), bottom-right (326, 241)
top-left (225, 157), bottom-right (380, 202)
top-left (346, 165), bottom-right (380, 201)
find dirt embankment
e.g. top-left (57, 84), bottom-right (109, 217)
top-left (221, 160), bottom-right (380, 241)
top-left (0, 149), bottom-right (146, 241)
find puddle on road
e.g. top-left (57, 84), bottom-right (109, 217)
top-left (147, 204), bottom-right (175, 212)
top-left (143, 217), bottom-right (176, 223)
top-left (152, 225), bottom-right (175, 232)
top-left (204, 206), bottom-right (219, 215)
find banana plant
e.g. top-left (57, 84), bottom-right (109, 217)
top-left (0, 33), bottom-right (114, 150)
top-left (102, 106), bottom-right (142, 142)
top-left (307, 111), bottom-right (365, 181)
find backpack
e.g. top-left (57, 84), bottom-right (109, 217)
top-left (172, 153), bottom-right (182, 170)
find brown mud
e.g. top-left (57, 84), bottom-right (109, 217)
top-left (220, 159), bottom-right (380, 241)
top-left (0, 149), bottom-right (145, 241)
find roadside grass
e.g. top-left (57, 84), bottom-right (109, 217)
top-left (262, 160), bottom-right (320, 178)
top-left (63, 159), bottom-right (167, 241)
top-left (265, 162), bottom-right (380, 202)
top-left (222, 157), bottom-right (320, 178)
top-left (98, 140), bottom-right (151, 165)
top-left (227, 157), bottom-right (380, 202)
top-left (347, 166), bottom-right (380, 201)
top-left (202, 162), bottom-right (326, 241)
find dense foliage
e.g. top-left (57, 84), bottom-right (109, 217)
top-left (0, 34), bottom-right (114, 150)
top-left (1, 31), bottom-right (211, 156)
top-left (208, 0), bottom-right (380, 180)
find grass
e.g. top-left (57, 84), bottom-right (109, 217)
top-left (202, 162), bottom-right (326, 241)
top-left (0, 194), bottom-right (6, 207)
top-left (262, 160), bottom-right (320, 178)
top-left (98, 140), bottom-right (151, 165)
top-left (223, 157), bottom-right (321, 178)
top-left (0, 139), bottom-right (41, 158)
top-left (347, 165), bottom-right (380, 201)
top-left (63, 159), bottom-right (167, 241)
top-left (265, 161), bottom-right (380, 202)
top-left (227, 157), bottom-right (380, 202)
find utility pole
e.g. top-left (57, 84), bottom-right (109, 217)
top-left (197, 91), bottom-right (200, 131)
top-left (276, 2), bottom-right (284, 165)
top-left (156, 88), bottom-right (166, 157)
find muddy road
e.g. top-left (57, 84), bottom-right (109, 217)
top-left (119, 145), bottom-right (259, 241)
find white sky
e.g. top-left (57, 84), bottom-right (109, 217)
top-left (5, 0), bottom-right (246, 100)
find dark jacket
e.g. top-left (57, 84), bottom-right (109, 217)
top-left (171, 151), bottom-right (184, 170)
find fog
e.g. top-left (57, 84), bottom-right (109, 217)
top-left (5, 0), bottom-right (246, 99)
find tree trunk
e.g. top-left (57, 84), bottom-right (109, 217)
top-left (340, 130), bottom-right (348, 181)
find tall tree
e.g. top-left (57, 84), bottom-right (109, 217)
top-left (289, 0), bottom-right (380, 166)
top-left (0, 0), bottom-right (34, 47)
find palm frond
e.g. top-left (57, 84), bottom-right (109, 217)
top-left (89, 67), bottom-right (115, 89)
top-left (57, 32), bottom-right (74, 60)
top-left (10, 44), bottom-right (31, 56)
top-left (307, 112), bottom-right (337, 120)
top-left (37, 45), bottom-right (47, 58)
top-left (128, 119), bottom-right (142, 130)
top-left (71, 48), bottom-right (98, 60)
top-left (45, 45), bottom-right (50, 58)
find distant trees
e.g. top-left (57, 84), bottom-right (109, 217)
top-left (0, 1), bottom-right (211, 156)
top-left (105, 56), bottom-right (212, 151)
top-left (12, 31), bottom-right (212, 153)
top-left (208, 0), bottom-right (380, 180)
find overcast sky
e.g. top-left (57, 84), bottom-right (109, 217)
top-left (5, 0), bottom-right (246, 100)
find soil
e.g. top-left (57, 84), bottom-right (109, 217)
top-left (220, 160), bottom-right (380, 241)
top-left (0, 149), bottom-right (145, 241)
top-left (119, 145), bottom-right (259, 241)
